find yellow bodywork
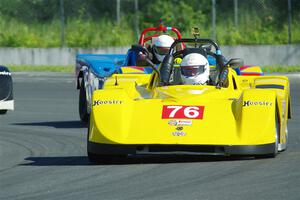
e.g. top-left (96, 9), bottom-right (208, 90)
top-left (88, 69), bottom-right (290, 151)
top-left (120, 66), bottom-right (147, 74)
top-left (240, 65), bottom-right (264, 74)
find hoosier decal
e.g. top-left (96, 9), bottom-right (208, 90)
top-left (243, 101), bottom-right (272, 107)
top-left (93, 100), bottom-right (123, 106)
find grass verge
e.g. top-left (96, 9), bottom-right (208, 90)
top-left (8, 65), bottom-right (74, 73)
top-left (261, 66), bottom-right (300, 73)
top-left (8, 65), bottom-right (300, 73)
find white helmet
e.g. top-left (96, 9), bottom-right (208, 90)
top-left (153, 35), bottom-right (174, 62)
top-left (180, 53), bottom-right (210, 85)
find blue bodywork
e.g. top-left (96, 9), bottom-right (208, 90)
top-left (77, 54), bottom-right (126, 77)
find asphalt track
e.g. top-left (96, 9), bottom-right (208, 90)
top-left (0, 72), bottom-right (299, 200)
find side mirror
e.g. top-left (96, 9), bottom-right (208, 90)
top-left (132, 44), bottom-right (153, 63)
top-left (202, 44), bottom-right (212, 52)
top-left (131, 44), bottom-right (149, 55)
top-left (225, 58), bottom-right (244, 68)
top-left (134, 52), bottom-right (154, 68)
top-left (132, 44), bottom-right (160, 78)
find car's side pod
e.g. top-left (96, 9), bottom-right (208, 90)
top-left (233, 89), bottom-right (277, 144)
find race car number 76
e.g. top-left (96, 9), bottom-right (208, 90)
top-left (162, 105), bottom-right (205, 119)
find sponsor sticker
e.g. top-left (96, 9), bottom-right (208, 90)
top-left (168, 119), bottom-right (192, 126)
top-left (243, 101), bottom-right (272, 107)
top-left (172, 131), bottom-right (186, 136)
top-left (93, 100), bottom-right (123, 106)
top-left (162, 105), bottom-right (205, 119)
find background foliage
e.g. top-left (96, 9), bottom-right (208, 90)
top-left (0, 0), bottom-right (299, 47)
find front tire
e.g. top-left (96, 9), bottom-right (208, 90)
top-left (87, 121), bottom-right (112, 163)
top-left (79, 79), bottom-right (89, 123)
top-left (87, 119), bottom-right (127, 164)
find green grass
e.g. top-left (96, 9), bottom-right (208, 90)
top-left (8, 65), bottom-right (300, 73)
top-left (8, 65), bottom-right (73, 72)
top-left (261, 66), bottom-right (300, 73)
top-left (0, 15), bottom-right (300, 47)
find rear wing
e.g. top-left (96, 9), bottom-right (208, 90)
top-left (253, 76), bottom-right (289, 90)
top-left (237, 75), bottom-right (289, 90)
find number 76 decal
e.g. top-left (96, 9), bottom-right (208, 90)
top-left (162, 105), bottom-right (205, 119)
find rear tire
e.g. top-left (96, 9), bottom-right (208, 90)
top-left (279, 126), bottom-right (288, 152)
top-left (0, 110), bottom-right (7, 115)
top-left (284, 126), bottom-right (288, 151)
top-left (273, 115), bottom-right (279, 156)
top-left (79, 78), bottom-right (89, 123)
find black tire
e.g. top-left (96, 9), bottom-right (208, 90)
top-left (284, 126), bottom-right (288, 151)
top-left (79, 78), bottom-right (89, 123)
top-left (0, 110), bottom-right (8, 115)
top-left (88, 152), bottom-right (127, 164)
top-left (273, 111), bottom-right (280, 157)
top-left (87, 121), bottom-right (112, 164)
top-left (87, 119), bottom-right (127, 164)
top-left (87, 152), bottom-right (113, 164)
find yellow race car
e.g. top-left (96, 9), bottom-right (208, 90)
top-left (87, 38), bottom-right (291, 162)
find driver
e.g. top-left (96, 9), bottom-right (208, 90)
top-left (152, 34), bottom-right (174, 64)
top-left (180, 53), bottom-right (210, 85)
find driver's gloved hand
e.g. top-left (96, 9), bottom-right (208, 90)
top-left (174, 58), bottom-right (182, 65)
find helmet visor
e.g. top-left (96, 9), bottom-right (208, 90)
top-left (181, 65), bottom-right (206, 77)
top-left (154, 46), bottom-right (170, 55)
